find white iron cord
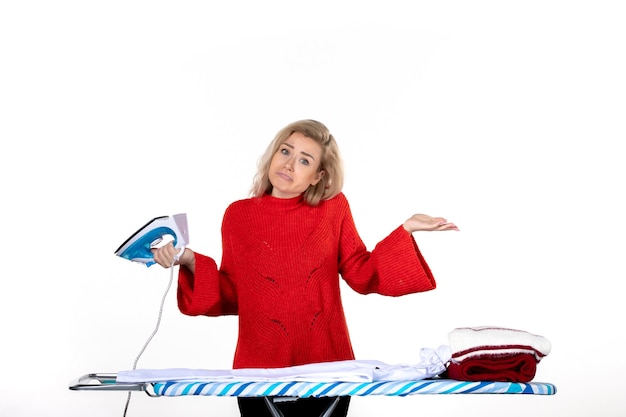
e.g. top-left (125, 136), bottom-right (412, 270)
top-left (122, 249), bottom-right (182, 417)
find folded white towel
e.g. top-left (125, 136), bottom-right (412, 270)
top-left (116, 345), bottom-right (451, 383)
top-left (448, 326), bottom-right (551, 363)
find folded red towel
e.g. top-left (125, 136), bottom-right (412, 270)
top-left (445, 326), bottom-right (551, 382)
top-left (445, 352), bottom-right (537, 382)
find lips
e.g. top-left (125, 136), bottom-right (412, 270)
top-left (275, 171), bottom-right (293, 182)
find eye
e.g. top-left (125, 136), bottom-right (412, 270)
top-left (299, 158), bottom-right (310, 166)
top-left (280, 148), bottom-right (289, 155)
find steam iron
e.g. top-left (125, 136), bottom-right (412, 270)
top-left (114, 213), bottom-right (189, 267)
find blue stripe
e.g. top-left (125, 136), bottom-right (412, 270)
top-left (204, 382), bottom-right (221, 396)
top-left (181, 382), bottom-right (195, 395)
top-left (246, 382), bottom-right (267, 397)
top-left (372, 381), bottom-right (400, 396)
top-left (261, 382), bottom-right (282, 396)
top-left (162, 381), bottom-right (177, 395)
top-left (303, 382), bottom-right (326, 398)
top-left (319, 382), bottom-right (342, 396)
top-left (394, 381), bottom-right (417, 396)
top-left (362, 382), bottom-right (386, 396)
top-left (404, 381), bottom-right (435, 395)
top-left (218, 383), bottom-right (237, 396)
top-left (233, 382), bottom-right (255, 396)
top-left (193, 383), bottom-right (209, 395)
top-left (455, 381), bottom-right (486, 393)
top-left (277, 381), bottom-right (297, 396)
top-left (347, 382), bottom-right (369, 396)
top-left (506, 383), bottom-right (523, 394)
top-left (153, 383), bottom-right (163, 394)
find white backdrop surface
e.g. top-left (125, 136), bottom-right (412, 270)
top-left (1, 1), bottom-right (624, 416)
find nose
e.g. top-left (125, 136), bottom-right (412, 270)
top-left (284, 156), bottom-right (294, 171)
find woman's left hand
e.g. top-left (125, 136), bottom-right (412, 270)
top-left (403, 214), bottom-right (459, 233)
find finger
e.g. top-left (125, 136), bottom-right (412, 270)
top-left (440, 223), bottom-right (459, 231)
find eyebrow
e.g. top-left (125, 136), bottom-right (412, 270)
top-left (281, 142), bottom-right (316, 161)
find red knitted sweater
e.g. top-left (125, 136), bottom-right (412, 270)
top-left (177, 192), bottom-right (436, 369)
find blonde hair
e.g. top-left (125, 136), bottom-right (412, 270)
top-left (250, 119), bottom-right (344, 206)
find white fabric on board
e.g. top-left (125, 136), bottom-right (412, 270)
top-left (117, 345), bottom-right (451, 383)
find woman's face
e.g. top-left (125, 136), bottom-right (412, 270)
top-left (268, 132), bottom-right (324, 199)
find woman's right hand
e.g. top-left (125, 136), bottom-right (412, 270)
top-left (151, 242), bottom-right (195, 270)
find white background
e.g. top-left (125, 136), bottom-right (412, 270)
top-left (1, 1), bottom-right (625, 416)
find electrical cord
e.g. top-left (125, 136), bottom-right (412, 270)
top-left (122, 257), bottom-right (177, 417)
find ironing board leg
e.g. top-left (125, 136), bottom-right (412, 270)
top-left (319, 396), bottom-right (341, 417)
top-left (264, 397), bottom-right (285, 417)
top-left (263, 396), bottom-right (341, 417)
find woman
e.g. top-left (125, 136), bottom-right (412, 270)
top-left (152, 119), bottom-right (458, 416)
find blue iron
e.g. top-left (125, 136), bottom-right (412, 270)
top-left (114, 213), bottom-right (189, 267)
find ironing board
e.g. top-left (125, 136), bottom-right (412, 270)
top-left (70, 373), bottom-right (556, 396)
top-left (70, 373), bottom-right (556, 417)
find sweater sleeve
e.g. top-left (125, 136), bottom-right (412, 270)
top-left (338, 201), bottom-right (436, 297)
top-left (177, 253), bottom-right (238, 316)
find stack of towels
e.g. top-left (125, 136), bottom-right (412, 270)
top-left (445, 326), bottom-right (551, 382)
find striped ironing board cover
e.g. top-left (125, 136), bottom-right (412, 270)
top-left (153, 379), bottom-right (556, 397)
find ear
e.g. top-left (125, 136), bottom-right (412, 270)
top-left (311, 169), bottom-right (325, 186)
